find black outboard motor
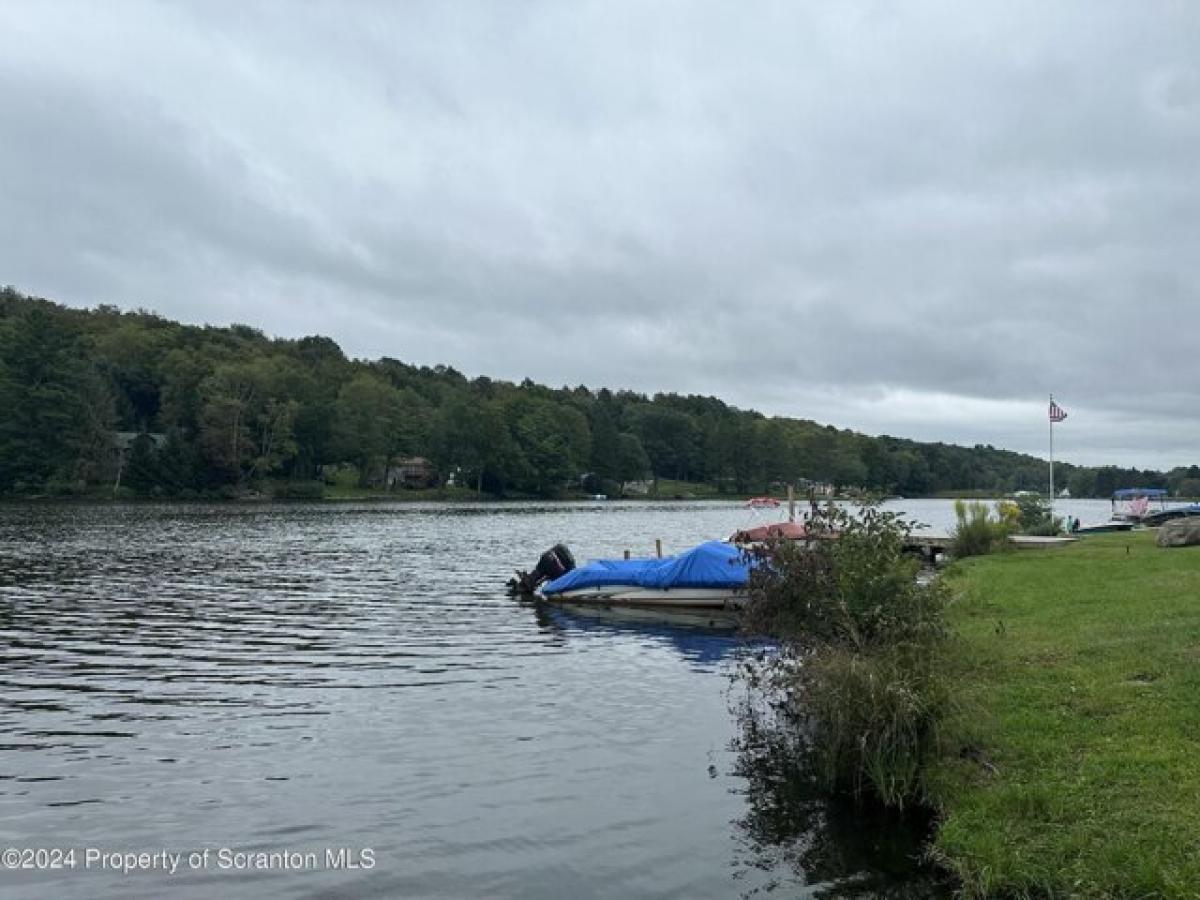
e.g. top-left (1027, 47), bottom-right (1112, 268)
top-left (507, 543), bottom-right (576, 596)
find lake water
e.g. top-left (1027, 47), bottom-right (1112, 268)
top-left (0, 498), bottom-right (1111, 898)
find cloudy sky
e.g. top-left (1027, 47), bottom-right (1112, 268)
top-left (2, 1), bottom-right (1198, 468)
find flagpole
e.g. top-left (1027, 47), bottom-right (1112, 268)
top-left (1049, 394), bottom-right (1055, 524)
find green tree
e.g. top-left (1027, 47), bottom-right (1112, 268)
top-left (508, 399), bottom-right (591, 496)
top-left (430, 397), bottom-right (520, 494)
top-left (332, 373), bottom-right (411, 486)
top-left (158, 348), bottom-right (211, 436)
top-left (198, 359), bottom-right (299, 483)
top-left (800, 428), bottom-right (838, 484)
top-left (0, 306), bottom-right (109, 491)
top-left (92, 320), bottom-right (170, 429)
top-left (704, 415), bottom-right (739, 492)
top-left (633, 406), bottom-right (699, 481)
top-left (588, 403), bottom-right (622, 480)
top-left (1, 286), bottom-right (1195, 502)
top-left (757, 419), bottom-right (790, 490)
top-left (1177, 477), bottom-right (1200, 499)
top-left (614, 432), bottom-right (651, 486)
top-left (121, 433), bottom-right (162, 494)
top-left (74, 365), bottom-right (119, 486)
top-left (831, 449), bottom-right (868, 491)
top-left (288, 335), bottom-right (351, 477)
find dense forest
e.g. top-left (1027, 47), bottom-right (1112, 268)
top-left (1, 287), bottom-right (1195, 500)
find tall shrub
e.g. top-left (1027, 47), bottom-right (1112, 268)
top-left (739, 503), bottom-right (950, 808)
top-left (1014, 494), bottom-right (1062, 536)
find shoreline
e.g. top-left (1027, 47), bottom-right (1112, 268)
top-left (0, 490), bottom-right (1157, 505)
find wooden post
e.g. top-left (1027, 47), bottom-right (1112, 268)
top-left (624, 549), bottom-right (631, 560)
top-left (787, 485), bottom-right (795, 523)
top-left (655, 538), bottom-right (662, 558)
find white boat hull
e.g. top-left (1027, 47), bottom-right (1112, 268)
top-left (543, 585), bottom-right (745, 610)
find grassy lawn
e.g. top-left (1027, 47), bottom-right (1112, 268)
top-left (931, 532), bottom-right (1200, 898)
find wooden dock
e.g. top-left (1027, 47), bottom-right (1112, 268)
top-left (903, 534), bottom-right (952, 563)
top-left (1008, 535), bottom-right (1078, 550)
top-left (903, 533), bottom-right (1077, 561)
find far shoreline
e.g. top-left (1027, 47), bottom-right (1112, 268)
top-left (0, 490), bottom-right (1143, 505)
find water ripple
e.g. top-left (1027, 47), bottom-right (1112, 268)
top-left (0, 499), bottom-right (970, 899)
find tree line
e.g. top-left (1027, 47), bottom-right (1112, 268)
top-left (1, 287), bottom-right (1193, 499)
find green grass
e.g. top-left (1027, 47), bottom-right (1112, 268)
top-left (929, 532), bottom-right (1200, 898)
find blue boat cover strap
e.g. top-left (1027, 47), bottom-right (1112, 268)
top-left (541, 541), bottom-right (751, 595)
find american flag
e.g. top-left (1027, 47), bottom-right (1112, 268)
top-left (1049, 399), bottom-right (1067, 423)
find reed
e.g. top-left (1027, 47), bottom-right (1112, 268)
top-left (950, 499), bottom-right (1011, 559)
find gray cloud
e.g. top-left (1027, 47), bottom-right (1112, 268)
top-left (2, 0), bottom-right (1198, 468)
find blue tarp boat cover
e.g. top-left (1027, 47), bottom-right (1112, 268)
top-left (541, 541), bottom-right (751, 596)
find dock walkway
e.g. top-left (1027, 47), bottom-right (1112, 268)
top-left (904, 533), bottom-right (1077, 561)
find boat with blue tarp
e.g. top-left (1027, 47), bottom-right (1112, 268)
top-left (538, 541), bottom-right (752, 609)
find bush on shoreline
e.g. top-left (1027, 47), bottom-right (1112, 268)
top-left (739, 503), bottom-right (951, 809)
top-left (1013, 493), bottom-right (1063, 536)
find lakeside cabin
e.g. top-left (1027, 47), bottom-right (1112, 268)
top-left (386, 457), bottom-right (438, 490)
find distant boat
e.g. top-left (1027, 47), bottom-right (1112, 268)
top-left (1112, 488), bottom-right (1169, 521)
top-left (745, 496), bottom-right (781, 509)
top-left (1141, 504), bottom-right (1200, 527)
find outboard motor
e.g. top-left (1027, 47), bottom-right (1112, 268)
top-left (507, 543), bottom-right (576, 596)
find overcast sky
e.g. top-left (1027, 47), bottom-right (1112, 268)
top-left (2, 1), bottom-right (1198, 469)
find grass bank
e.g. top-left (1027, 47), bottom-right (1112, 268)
top-left (931, 531), bottom-right (1200, 897)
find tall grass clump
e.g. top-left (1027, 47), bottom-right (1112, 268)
top-left (739, 503), bottom-right (951, 809)
top-left (950, 499), bottom-right (1011, 559)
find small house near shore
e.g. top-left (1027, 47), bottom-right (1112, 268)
top-left (387, 457), bottom-right (437, 489)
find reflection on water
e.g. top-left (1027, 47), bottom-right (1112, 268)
top-left (533, 602), bottom-right (744, 669)
top-left (0, 501), bottom-right (955, 899)
top-left (728, 686), bottom-right (951, 898)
